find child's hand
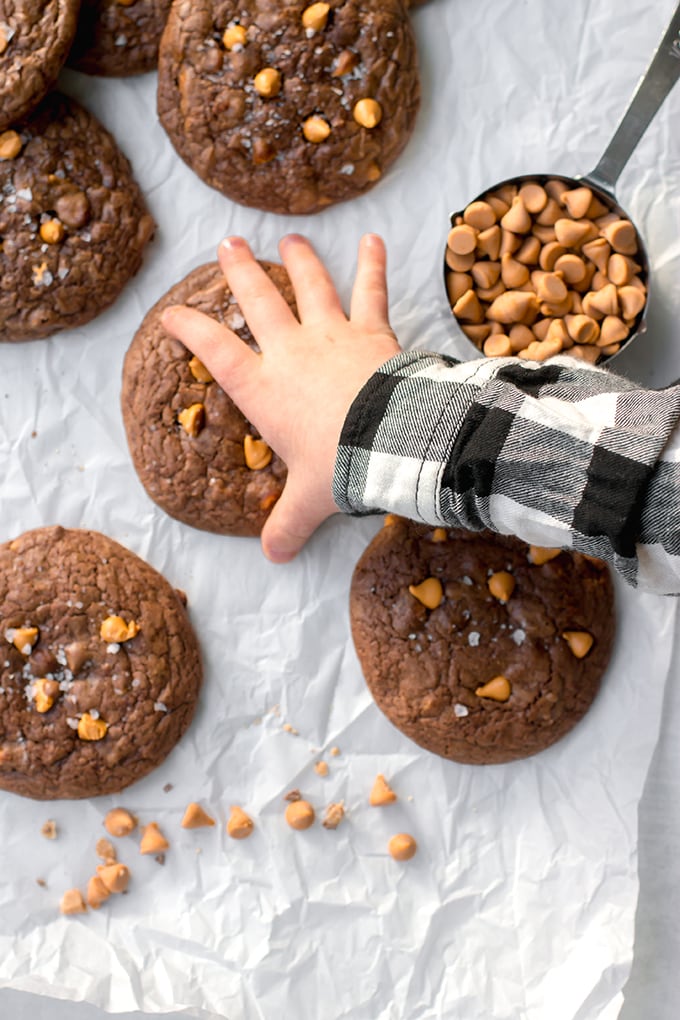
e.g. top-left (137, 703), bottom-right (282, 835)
top-left (161, 233), bottom-right (400, 563)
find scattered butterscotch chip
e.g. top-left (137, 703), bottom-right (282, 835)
top-left (96, 838), bottom-right (117, 863)
top-left (322, 801), bottom-right (345, 830)
top-left (86, 874), bottom-right (110, 910)
top-left (282, 722), bottom-right (298, 735)
top-left (77, 713), bottom-right (108, 741)
top-left (0, 130), bottom-right (22, 160)
top-left (243, 434), bottom-right (272, 470)
top-left (562, 630), bottom-right (594, 658)
top-left (353, 98), bottom-right (382, 129)
top-left (222, 23), bottom-right (247, 50)
top-left (285, 799), bottom-right (315, 830)
top-left (227, 805), bottom-right (254, 840)
top-left (384, 513), bottom-right (399, 527)
top-left (97, 862), bottom-right (130, 893)
top-left (140, 822), bottom-right (169, 855)
top-left (475, 676), bottom-right (512, 702)
top-left (329, 746), bottom-right (340, 757)
top-left (7, 626), bottom-right (39, 654)
top-left (408, 577), bottom-right (443, 610)
top-left (178, 403), bottom-right (205, 438)
top-left (369, 774), bottom-right (397, 807)
top-left (388, 833), bottom-right (417, 861)
top-left (254, 67), bottom-right (281, 98)
top-left (60, 888), bottom-right (87, 915)
top-left (33, 677), bottom-right (59, 713)
top-left (431, 528), bottom-right (448, 543)
top-left (314, 761), bottom-right (329, 777)
top-left (181, 802), bottom-right (215, 829)
top-left (487, 571), bottom-right (515, 603)
top-left (104, 808), bottom-right (137, 838)
top-left (188, 355), bottom-right (213, 383)
top-left (302, 115), bottom-right (331, 143)
top-left (39, 219), bottom-right (65, 245)
top-left (302, 2), bottom-right (330, 31)
top-left (41, 819), bottom-right (57, 840)
top-left (528, 545), bottom-right (561, 565)
top-left (100, 615), bottom-right (139, 643)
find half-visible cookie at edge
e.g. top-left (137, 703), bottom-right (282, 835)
top-left (0, 0), bottom-right (80, 132)
top-left (0, 92), bottom-right (154, 342)
top-left (122, 261), bottom-right (290, 535)
top-left (157, 0), bottom-right (420, 215)
top-left (350, 518), bottom-right (615, 765)
top-left (0, 526), bottom-right (202, 800)
top-left (68, 0), bottom-right (173, 76)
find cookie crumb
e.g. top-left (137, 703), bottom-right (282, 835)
top-left (322, 801), bottom-right (345, 829)
top-left (41, 819), bottom-right (57, 840)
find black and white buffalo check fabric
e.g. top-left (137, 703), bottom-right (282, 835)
top-left (333, 351), bottom-right (680, 593)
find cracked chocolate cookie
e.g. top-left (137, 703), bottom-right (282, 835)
top-left (68, 0), bottom-right (172, 76)
top-left (0, 92), bottom-right (154, 342)
top-left (0, 526), bottom-right (202, 800)
top-left (157, 0), bottom-right (420, 214)
top-left (350, 518), bottom-right (615, 765)
top-left (122, 261), bottom-right (289, 535)
top-left (0, 0), bottom-right (80, 132)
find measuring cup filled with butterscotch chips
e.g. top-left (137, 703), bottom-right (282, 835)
top-left (444, 2), bottom-right (680, 366)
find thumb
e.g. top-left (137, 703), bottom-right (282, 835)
top-left (260, 473), bottom-right (336, 564)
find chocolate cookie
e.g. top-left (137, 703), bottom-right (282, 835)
top-left (0, 92), bottom-right (154, 342)
top-left (0, 0), bottom-right (80, 132)
top-left (350, 519), bottom-right (615, 765)
top-left (121, 261), bottom-right (289, 535)
top-left (157, 0), bottom-right (420, 215)
top-left (0, 526), bottom-right (202, 800)
top-left (68, 0), bottom-right (172, 76)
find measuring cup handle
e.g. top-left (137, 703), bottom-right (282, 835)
top-left (587, 2), bottom-right (680, 195)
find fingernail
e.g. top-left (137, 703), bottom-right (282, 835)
top-left (160, 304), bottom-right (182, 326)
top-left (280, 233), bottom-right (305, 249)
top-left (220, 236), bottom-right (245, 252)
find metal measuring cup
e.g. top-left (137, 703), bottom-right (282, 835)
top-left (444, 2), bottom-right (680, 365)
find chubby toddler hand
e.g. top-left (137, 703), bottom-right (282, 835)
top-left (161, 233), bottom-right (400, 563)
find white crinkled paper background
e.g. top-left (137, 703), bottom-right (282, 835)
top-left (1, 0), bottom-right (680, 1017)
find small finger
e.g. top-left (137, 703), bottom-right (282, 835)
top-left (279, 234), bottom-right (345, 325)
top-left (217, 236), bottom-right (298, 343)
top-left (260, 475), bottom-right (334, 563)
top-left (161, 305), bottom-right (259, 401)
top-left (350, 233), bottom-right (390, 331)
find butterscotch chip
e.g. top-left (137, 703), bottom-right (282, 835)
top-left (562, 630), bottom-right (594, 658)
top-left (254, 68), bottom-right (281, 98)
top-left (475, 676), bottom-right (511, 701)
top-left (518, 182), bottom-right (548, 214)
top-left (39, 219), bottom-right (65, 244)
top-left (463, 201), bottom-right (496, 231)
top-left (564, 314), bottom-right (599, 345)
top-left (617, 285), bottom-right (646, 320)
top-left (487, 291), bottom-right (538, 324)
top-left (188, 356), bottom-right (213, 383)
top-left (41, 819), bottom-right (57, 840)
top-left (322, 801), bottom-right (345, 829)
top-left (601, 219), bottom-right (637, 255)
top-left (476, 225), bottom-right (502, 260)
top-left (7, 626), bottom-right (39, 655)
top-left (243, 435), bottom-right (273, 470)
top-left (388, 833), bottom-right (417, 861)
top-left (329, 746), bottom-right (340, 757)
top-left (431, 528), bottom-right (448, 543)
top-left (33, 678), bottom-right (60, 713)
top-left (447, 224), bottom-right (477, 256)
top-left (408, 577), bottom-right (443, 609)
top-left (222, 24), bottom-right (247, 50)
top-left (302, 2), bottom-right (330, 32)
top-left (0, 130), bottom-right (22, 160)
top-left (483, 334), bottom-right (512, 358)
top-left (528, 546), bottom-right (561, 565)
top-left (285, 799), bottom-right (315, 830)
top-left (181, 803), bottom-right (216, 829)
top-left (100, 615), bottom-right (139, 643)
top-left (227, 805), bottom-right (255, 839)
top-left (500, 196), bottom-right (531, 233)
top-left (314, 760), bottom-right (329, 777)
top-left (178, 403), bottom-right (205, 438)
top-left (87, 874), bottom-right (110, 909)
top-left (561, 187), bottom-right (592, 220)
top-left (597, 316), bottom-right (629, 347)
top-left (302, 116), bottom-right (331, 143)
top-left (0, 27), bottom-right (8, 56)
top-left (96, 837), bottom-right (117, 863)
top-left (332, 49), bottom-right (359, 76)
top-left (369, 774), bottom-right (397, 806)
top-left (97, 862), bottom-right (130, 893)
top-left (487, 571), bottom-right (515, 602)
top-left (353, 98), bottom-right (382, 129)
top-left (60, 888), bottom-right (87, 915)
top-left (104, 808), bottom-right (137, 838)
top-left (77, 713), bottom-right (108, 741)
top-left (452, 289), bottom-right (483, 324)
top-left (140, 822), bottom-right (169, 855)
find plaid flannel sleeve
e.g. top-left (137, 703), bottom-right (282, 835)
top-left (333, 350), bottom-right (680, 594)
